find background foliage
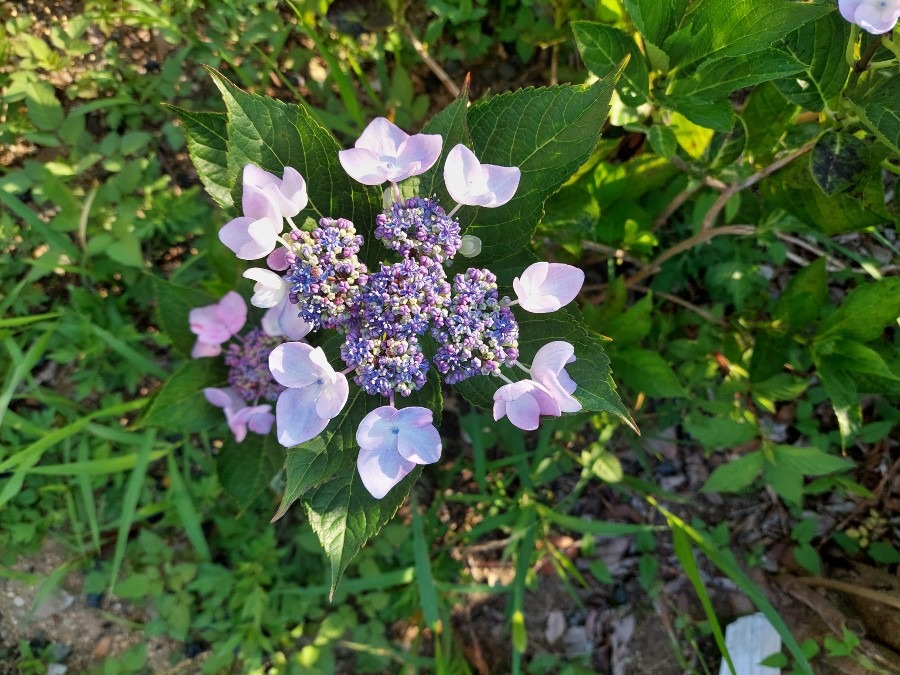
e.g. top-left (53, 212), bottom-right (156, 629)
top-left (1, 0), bottom-right (898, 673)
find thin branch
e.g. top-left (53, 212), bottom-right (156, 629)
top-left (701, 140), bottom-right (817, 231)
top-left (652, 182), bottom-right (703, 232)
top-left (404, 26), bottom-right (460, 98)
top-left (579, 240), bottom-right (643, 267)
top-left (623, 225), bottom-right (756, 288)
top-left (788, 576), bottom-right (900, 612)
top-left (631, 285), bottom-right (726, 326)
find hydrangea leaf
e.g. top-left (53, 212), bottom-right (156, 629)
top-left (206, 68), bottom-right (382, 238)
top-left (217, 434), bottom-right (283, 512)
top-left (573, 21), bottom-right (649, 104)
top-left (303, 466), bottom-right (422, 599)
top-left (461, 63), bottom-right (624, 261)
top-left (165, 106), bottom-right (233, 210)
top-left (847, 73), bottom-right (900, 156)
top-left (810, 130), bottom-right (868, 196)
top-left (662, 0), bottom-right (833, 72)
top-left (137, 358), bottom-right (228, 433)
top-left (669, 50), bottom-right (805, 101)
top-left (453, 309), bottom-right (638, 434)
top-left (622, 0), bottom-right (690, 48)
top-left (775, 11), bottom-right (850, 112)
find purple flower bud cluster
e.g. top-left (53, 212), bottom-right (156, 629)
top-left (432, 268), bottom-right (519, 384)
top-left (224, 328), bottom-right (285, 402)
top-left (375, 197), bottom-right (462, 262)
top-left (285, 218), bottom-right (368, 330)
top-left (285, 196), bottom-right (518, 397)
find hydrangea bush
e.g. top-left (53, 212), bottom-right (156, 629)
top-left (151, 65), bottom-right (638, 592)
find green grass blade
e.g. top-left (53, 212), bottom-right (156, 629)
top-left (0, 313), bottom-right (62, 329)
top-left (166, 452), bottom-right (211, 562)
top-left (0, 326), bottom-right (56, 430)
top-left (671, 525), bottom-right (735, 675)
top-left (76, 439), bottom-right (101, 553)
top-left (411, 496), bottom-right (441, 632)
top-left (108, 429), bottom-right (157, 596)
top-left (88, 323), bottom-right (167, 379)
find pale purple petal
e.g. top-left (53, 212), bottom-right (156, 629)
top-left (204, 387), bottom-right (244, 411)
top-left (514, 262), bottom-right (584, 313)
top-left (855, 2), bottom-right (900, 32)
top-left (244, 165), bottom-right (308, 218)
top-left (395, 407), bottom-right (441, 465)
top-left (839, 0), bottom-right (862, 22)
top-left (482, 165), bottom-right (521, 207)
top-left (243, 268), bottom-right (286, 308)
top-left (268, 342), bottom-right (320, 388)
top-left (247, 407), bottom-right (275, 435)
top-left (357, 444), bottom-right (415, 500)
top-left (355, 117), bottom-right (408, 157)
top-left (339, 147), bottom-right (391, 185)
top-left (356, 406), bottom-right (396, 449)
top-left (189, 304), bottom-right (230, 344)
top-left (225, 406), bottom-right (253, 442)
top-left (241, 183), bottom-right (282, 222)
top-left (276, 167), bottom-right (309, 217)
top-left (444, 144), bottom-right (521, 208)
top-left (532, 341), bottom-right (581, 414)
top-left (395, 133), bottom-right (442, 178)
top-left (262, 297), bottom-right (312, 340)
top-left (493, 380), bottom-right (561, 430)
top-left (219, 216), bottom-right (278, 260)
top-left (316, 373), bottom-right (349, 419)
top-left (275, 386), bottom-right (330, 447)
top-left (191, 339), bottom-right (222, 358)
top-left (216, 291), bottom-right (247, 335)
top-left (267, 247), bottom-right (291, 271)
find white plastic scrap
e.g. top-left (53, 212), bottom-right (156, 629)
top-left (718, 612), bottom-right (782, 675)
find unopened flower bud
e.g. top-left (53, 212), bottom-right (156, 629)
top-left (459, 235), bottom-right (482, 257)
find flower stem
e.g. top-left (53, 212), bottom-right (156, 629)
top-left (497, 371), bottom-right (516, 385)
top-left (389, 392), bottom-right (395, 408)
top-left (845, 24), bottom-right (859, 68)
top-left (447, 203), bottom-right (462, 218)
top-left (286, 216), bottom-right (300, 232)
top-left (392, 182), bottom-right (401, 203)
top-left (513, 361), bottom-right (532, 375)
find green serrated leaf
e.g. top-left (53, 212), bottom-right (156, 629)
top-left (207, 68), bottom-right (382, 238)
top-left (610, 347), bottom-right (685, 398)
top-left (670, 50), bottom-right (804, 101)
top-left (776, 11), bottom-right (850, 112)
top-left (664, 96), bottom-right (734, 133)
top-left (816, 277), bottom-right (900, 342)
top-left (848, 73), bottom-right (900, 155)
top-left (463, 68), bottom-right (622, 260)
top-left (663, 0), bottom-right (833, 71)
top-left (702, 451), bottom-right (764, 493)
top-left (814, 360), bottom-right (861, 445)
top-left (810, 130), bottom-right (868, 196)
top-left (25, 81), bottom-right (64, 131)
top-left (166, 106), bottom-right (233, 210)
top-left (623, 0), bottom-right (690, 48)
top-left (137, 359), bottom-right (227, 433)
top-left (416, 79), bottom-right (471, 210)
top-left (573, 21), bottom-right (649, 105)
top-left (304, 466), bottom-right (421, 598)
top-left (453, 309), bottom-right (637, 433)
top-left (648, 124), bottom-right (678, 160)
top-left (772, 445), bottom-right (854, 476)
top-left (217, 434), bottom-right (282, 511)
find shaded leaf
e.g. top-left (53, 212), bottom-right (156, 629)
top-left (702, 451), bottom-right (764, 493)
top-left (573, 21), bottom-right (649, 104)
top-left (847, 72), bottom-right (900, 155)
top-left (217, 434), bottom-right (283, 511)
top-left (166, 106), bottom-right (233, 209)
top-left (151, 276), bottom-right (217, 357)
top-left (138, 358), bottom-right (227, 433)
top-left (810, 130), bottom-right (868, 196)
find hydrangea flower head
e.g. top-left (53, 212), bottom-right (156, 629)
top-left (356, 405), bottom-right (441, 499)
top-left (513, 262), bottom-right (584, 313)
top-left (224, 328), bottom-right (285, 402)
top-left (269, 342), bottom-right (350, 446)
top-left (339, 117), bottom-right (442, 185)
top-left (444, 144), bottom-right (521, 208)
top-left (839, 0), bottom-right (900, 33)
top-left (189, 291), bottom-right (247, 358)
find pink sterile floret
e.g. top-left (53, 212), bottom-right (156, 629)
top-left (339, 117), bottom-right (443, 185)
top-left (189, 291), bottom-right (247, 358)
top-left (269, 342), bottom-right (349, 447)
top-left (513, 262), bottom-right (585, 313)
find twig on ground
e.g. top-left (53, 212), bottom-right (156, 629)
top-left (700, 140), bottom-right (817, 231)
top-left (631, 285), bottom-right (726, 326)
top-left (788, 576), bottom-right (900, 612)
top-left (404, 26), bottom-right (460, 98)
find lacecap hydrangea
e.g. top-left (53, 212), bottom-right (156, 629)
top-left (215, 117), bottom-right (588, 499)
